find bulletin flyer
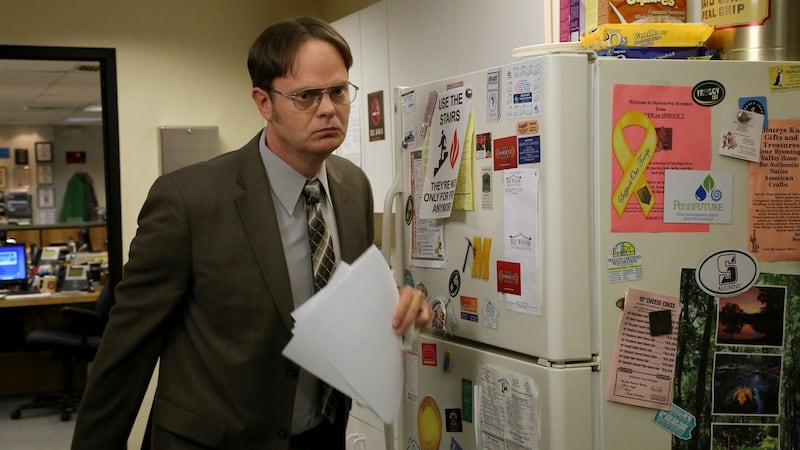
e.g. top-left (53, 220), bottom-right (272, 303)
top-left (611, 84), bottom-right (711, 233)
top-left (606, 288), bottom-right (681, 410)
top-left (748, 118), bottom-right (800, 262)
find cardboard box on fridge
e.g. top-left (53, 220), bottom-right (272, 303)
top-left (608, 0), bottom-right (686, 24)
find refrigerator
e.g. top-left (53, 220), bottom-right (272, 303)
top-left (382, 50), bottom-right (800, 450)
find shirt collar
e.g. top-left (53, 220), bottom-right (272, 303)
top-left (258, 128), bottom-right (330, 215)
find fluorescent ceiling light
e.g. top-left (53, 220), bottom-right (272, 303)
top-left (64, 117), bottom-right (102, 124)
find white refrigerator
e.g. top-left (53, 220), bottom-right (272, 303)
top-left (383, 50), bottom-right (800, 450)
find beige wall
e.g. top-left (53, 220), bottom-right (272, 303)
top-left (321, 0), bottom-right (380, 22)
top-left (2, 0), bottom-right (329, 256)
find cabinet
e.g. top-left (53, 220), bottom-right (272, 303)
top-left (3, 222), bottom-right (107, 251)
top-left (347, 402), bottom-right (399, 450)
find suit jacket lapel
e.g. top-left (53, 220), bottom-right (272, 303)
top-left (233, 134), bottom-right (295, 330)
top-left (327, 160), bottom-right (360, 264)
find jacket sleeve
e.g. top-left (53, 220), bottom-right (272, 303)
top-left (71, 175), bottom-right (192, 450)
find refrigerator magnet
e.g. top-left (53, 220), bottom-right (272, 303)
top-left (482, 299), bottom-right (499, 329)
top-left (496, 260), bottom-right (522, 295)
top-left (404, 269), bottom-right (415, 287)
top-left (448, 270), bottom-right (461, 297)
top-left (416, 282), bottom-right (428, 300)
top-left (421, 342), bottom-right (437, 367)
top-left (459, 296), bottom-right (478, 323)
top-left (738, 96), bottom-right (768, 129)
top-left (518, 135), bottom-right (541, 164)
top-left (445, 409), bottom-right (463, 432)
top-left (695, 248), bottom-right (759, 297)
top-left (431, 297), bottom-right (448, 332)
top-left (405, 195), bottom-right (414, 225)
top-left (493, 136), bottom-right (518, 170)
top-left (417, 395), bottom-right (443, 450)
top-left (443, 350), bottom-right (452, 372)
top-left (649, 309), bottom-right (672, 336)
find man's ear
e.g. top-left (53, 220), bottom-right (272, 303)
top-left (252, 87), bottom-right (273, 122)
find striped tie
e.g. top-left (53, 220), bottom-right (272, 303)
top-left (303, 179), bottom-right (336, 291)
top-left (303, 178), bottom-right (340, 423)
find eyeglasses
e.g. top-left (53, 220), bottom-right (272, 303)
top-left (270, 82), bottom-right (359, 111)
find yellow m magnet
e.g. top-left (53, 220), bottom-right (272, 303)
top-left (471, 237), bottom-right (491, 280)
top-left (612, 110), bottom-right (657, 218)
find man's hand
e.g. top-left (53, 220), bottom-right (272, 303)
top-left (392, 285), bottom-right (432, 336)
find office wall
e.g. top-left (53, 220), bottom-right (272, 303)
top-left (2, 0), bottom-right (326, 256)
top-left (0, 125), bottom-right (105, 223)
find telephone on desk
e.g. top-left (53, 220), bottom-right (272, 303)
top-left (60, 265), bottom-right (92, 292)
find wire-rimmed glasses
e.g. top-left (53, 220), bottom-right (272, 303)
top-left (270, 81), bottom-right (359, 111)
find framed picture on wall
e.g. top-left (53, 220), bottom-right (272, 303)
top-left (0, 167), bottom-right (7, 189)
top-left (14, 148), bottom-right (29, 165)
top-left (12, 166), bottom-right (31, 187)
top-left (37, 165), bottom-right (53, 184)
top-left (35, 141), bottom-right (53, 163)
top-left (38, 186), bottom-right (55, 209)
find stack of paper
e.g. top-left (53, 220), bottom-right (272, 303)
top-left (282, 245), bottom-right (403, 423)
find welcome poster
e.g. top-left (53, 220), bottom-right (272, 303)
top-left (611, 84), bottom-right (711, 233)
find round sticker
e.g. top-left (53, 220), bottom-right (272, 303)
top-left (742, 99), bottom-right (765, 115)
top-left (695, 249), bottom-right (759, 297)
top-left (692, 80), bottom-right (725, 107)
top-left (417, 395), bottom-right (442, 450)
top-left (448, 270), bottom-right (461, 297)
top-left (405, 195), bottom-right (414, 225)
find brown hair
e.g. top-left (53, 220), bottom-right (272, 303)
top-left (247, 16), bottom-right (353, 90)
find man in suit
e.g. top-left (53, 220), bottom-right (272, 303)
top-left (71, 16), bottom-right (431, 450)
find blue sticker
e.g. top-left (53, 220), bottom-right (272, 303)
top-left (404, 269), bottom-right (415, 287)
top-left (450, 437), bottom-right (463, 450)
top-left (652, 403), bottom-right (696, 440)
top-left (518, 135), bottom-right (540, 164)
top-left (738, 96), bottom-right (768, 129)
top-left (0, 147), bottom-right (9, 158)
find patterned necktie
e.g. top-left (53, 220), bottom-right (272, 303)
top-left (302, 178), bottom-right (340, 423)
top-left (303, 179), bottom-right (336, 291)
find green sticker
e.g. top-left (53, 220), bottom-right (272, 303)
top-left (461, 378), bottom-right (473, 423)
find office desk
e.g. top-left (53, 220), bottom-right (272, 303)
top-left (0, 291), bottom-right (99, 309)
top-left (0, 290), bottom-right (100, 395)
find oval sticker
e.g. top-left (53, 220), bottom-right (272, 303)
top-left (692, 80), bottom-right (725, 107)
top-left (695, 249), bottom-right (759, 297)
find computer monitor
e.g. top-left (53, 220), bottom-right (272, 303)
top-left (0, 244), bottom-right (29, 290)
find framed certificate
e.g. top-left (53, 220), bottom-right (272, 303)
top-left (38, 186), bottom-right (55, 208)
top-left (37, 165), bottom-right (54, 184)
top-left (35, 141), bottom-right (54, 163)
top-left (14, 148), bottom-right (29, 165)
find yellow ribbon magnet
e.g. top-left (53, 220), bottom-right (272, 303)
top-left (611, 110), bottom-right (657, 218)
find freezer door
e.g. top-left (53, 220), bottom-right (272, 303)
top-left (402, 334), bottom-right (595, 450)
top-left (396, 52), bottom-right (594, 362)
top-left (592, 58), bottom-right (800, 450)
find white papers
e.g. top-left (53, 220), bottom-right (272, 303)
top-left (282, 245), bottom-right (403, 423)
top-left (503, 168), bottom-right (541, 315)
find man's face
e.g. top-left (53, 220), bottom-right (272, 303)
top-left (254, 38), bottom-right (350, 175)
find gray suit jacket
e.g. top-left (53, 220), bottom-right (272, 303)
top-left (72, 132), bottom-right (374, 449)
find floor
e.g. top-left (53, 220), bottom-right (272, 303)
top-left (0, 395), bottom-right (75, 450)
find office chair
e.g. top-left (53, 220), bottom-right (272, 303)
top-left (10, 284), bottom-right (113, 421)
